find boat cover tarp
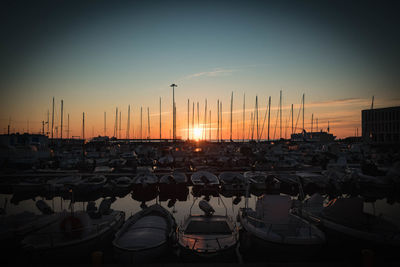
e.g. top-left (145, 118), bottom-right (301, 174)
top-left (322, 197), bottom-right (367, 228)
top-left (256, 195), bottom-right (291, 224)
top-left (116, 216), bottom-right (167, 249)
top-left (185, 221), bottom-right (231, 235)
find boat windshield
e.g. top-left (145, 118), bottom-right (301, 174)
top-left (185, 221), bottom-right (231, 235)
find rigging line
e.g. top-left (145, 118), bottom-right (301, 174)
top-left (259, 98), bottom-right (269, 140)
top-left (294, 95), bottom-right (303, 133)
top-left (272, 100), bottom-right (279, 140)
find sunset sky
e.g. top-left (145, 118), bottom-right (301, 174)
top-left (1, 1), bottom-right (399, 139)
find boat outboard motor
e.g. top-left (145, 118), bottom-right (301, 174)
top-left (199, 200), bottom-right (215, 216)
top-left (233, 196), bottom-right (242, 205)
top-left (98, 197), bottom-right (116, 216)
top-left (167, 198), bottom-right (177, 208)
top-left (140, 201), bottom-right (148, 209)
top-left (36, 200), bottom-right (54, 215)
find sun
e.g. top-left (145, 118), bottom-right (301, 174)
top-left (193, 127), bottom-right (202, 141)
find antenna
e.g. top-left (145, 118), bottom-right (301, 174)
top-left (60, 100), bottom-right (63, 139)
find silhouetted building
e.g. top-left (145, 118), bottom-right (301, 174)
top-left (362, 106), bottom-right (400, 144)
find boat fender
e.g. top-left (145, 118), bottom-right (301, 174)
top-left (60, 216), bottom-right (84, 238)
top-left (199, 200), bottom-right (215, 216)
top-left (36, 200), bottom-right (54, 215)
top-left (98, 197), bottom-right (115, 215)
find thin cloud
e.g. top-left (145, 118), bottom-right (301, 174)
top-left (182, 68), bottom-right (236, 80)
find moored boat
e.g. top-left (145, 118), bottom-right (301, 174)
top-left (178, 199), bottom-right (238, 260)
top-left (21, 199), bottom-right (125, 263)
top-left (112, 204), bottom-right (176, 263)
top-left (239, 193), bottom-right (325, 260)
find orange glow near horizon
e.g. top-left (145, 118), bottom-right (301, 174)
top-left (192, 127), bottom-right (202, 141)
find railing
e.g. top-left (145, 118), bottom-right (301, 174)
top-left (178, 230), bottom-right (238, 252)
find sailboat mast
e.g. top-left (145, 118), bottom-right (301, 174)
top-left (114, 107), bottom-right (118, 138)
top-left (147, 107), bottom-right (150, 139)
top-left (242, 93), bottom-right (245, 142)
top-left (67, 114), bottom-right (70, 139)
top-left (104, 111), bottom-right (106, 136)
top-left (203, 99), bottom-right (207, 140)
top-left (82, 112), bottom-right (85, 140)
top-left (51, 97), bottom-right (54, 139)
top-left (302, 93), bottom-right (305, 132)
top-left (127, 105), bottom-right (130, 139)
top-left (197, 102), bottom-right (200, 129)
top-left (209, 110), bottom-right (211, 141)
top-left (192, 102), bottom-right (194, 140)
top-left (217, 99), bottom-right (220, 142)
top-left (230, 92), bottom-right (233, 142)
top-left (291, 104), bottom-right (293, 134)
top-left (311, 113), bottom-right (313, 133)
top-left (256, 95), bottom-right (259, 141)
top-left (220, 102), bottom-right (223, 141)
top-left (279, 90), bottom-right (282, 139)
top-left (160, 97), bottom-right (162, 140)
top-left (140, 107), bottom-right (143, 141)
top-left (119, 111), bottom-right (121, 139)
top-left (267, 96), bottom-right (271, 141)
top-left (60, 100), bottom-right (63, 139)
top-left (187, 99), bottom-right (189, 141)
top-left (250, 112), bottom-right (254, 141)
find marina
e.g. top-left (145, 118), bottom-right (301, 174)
top-left (1, 139), bottom-right (399, 264)
top-left (2, 1), bottom-right (400, 265)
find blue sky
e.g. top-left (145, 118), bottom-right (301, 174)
top-left (1, 1), bottom-right (399, 138)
